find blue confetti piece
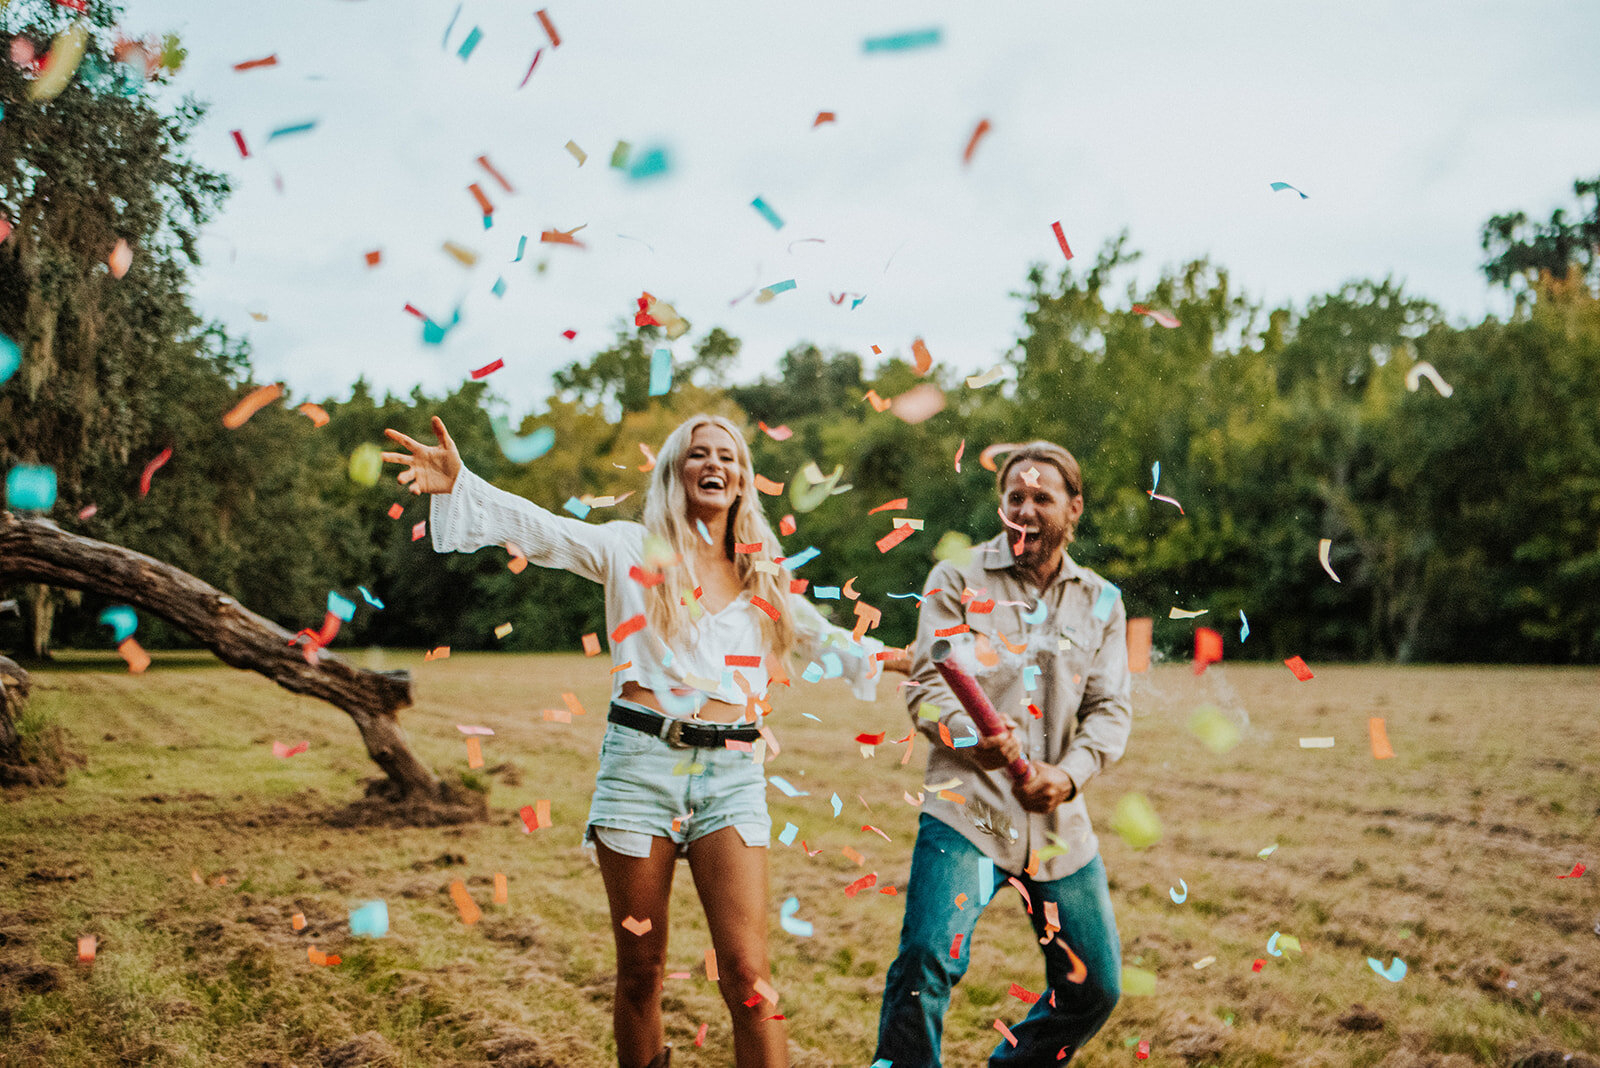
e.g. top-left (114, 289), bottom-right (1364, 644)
top-left (779, 896), bottom-right (814, 938)
top-left (1267, 931), bottom-right (1283, 957)
top-left (490, 418), bottom-right (555, 463)
top-left (1151, 460), bottom-right (1161, 491)
top-left (563, 497), bottom-right (591, 519)
top-left (327, 591), bottom-right (357, 622)
top-left (762, 278), bottom-right (797, 295)
top-left (513, 235), bottom-right (527, 262)
top-left (348, 900), bottom-right (389, 938)
top-left (952, 731), bottom-right (978, 748)
top-left (1170, 879), bottom-right (1188, 904)
top-left (5, 465), bottom-right (56, 511)
top-left (750, 195), bottom-right (785, 230)
top-left (1368, 956), bottom-right (1406, 982)
top-left (648, 347), bottom-right (673, 396)
top-left (266, 120), bottom-right (318, 141)
top-left (627, 147), bottom-right (671, 181)
top-left (800, 712), bottom-right (821, 722)
top-left (873, 1061), bottom-right (894, 1068)
top-left (830, 793), bottom-right (843, 818)
top-left (0, 333), bottom-right (20, 385)
top-left (801, 662), bottom-right (823, 683)
top-left (863, 27), bottom-right (942, 53)
top-left (1239, 609), bottom-right (1250, 643)
top-left (1092, 582), bottom-right (1121, 621)
top-left (778, 822), bottom-right (798, 846)
top-left (1022, 665), bottom-right (1041, 691)
top-left (886, 591), bottom-right (924, 601)
top-left (1021, 599), bottom-right (1049, 625)
top-left (822, 652), bottom-right (843, 679)
top-left (456, 26), bottom-right (483, 60)
top-left (769, 776), bottom-right (809, 797)
top-left (784, 546), bottom-right (820, 570)
top-left (358, 586), bottom-right (385, 610)
top-left (813, 586), bottom-right (840, 600)
top-left (97, 606), bottom-right (138, 643)
top-left (978, 857), bottom-right (995, 905)
top-left (695, 518), bottom-right (714, 545)
top-left (491, 276), bottom-right (505, 298)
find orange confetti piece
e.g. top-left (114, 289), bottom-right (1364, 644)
top-left (291, 913), bottom-right (306, 931)
top-left (869, 497), bottom-right (908, 515)
top-left (1284, 655), bottom-right (1315, 681)
top-left (232, 54), bottom-right (278, 71)
top-left (863, 389), bottom-right (892, 413)
top-left (1126, 617), bottom-right (1153, 673)
top-left (535, 9), bottom-right (561, 47)
top-left (108, 239), bottom-right (133, 279)
top-left (1008, 982), bottom-right (1039, 1004)
top-left (621, 915), bottom-right (653, 936)
top-left (476, 154), bottom-right (515, 193)
top-left (954, 439), bottom-right (965, 472)
top-left (911, 338), bottom-right (933, 375)
top-left (725, 654), bottom-right (763, 667)
top-left (493, 872), bottom-right (508, 904)
top-left (117, 637), bottom-right (150, 674)
top-left (561, 692), bottom-right (585, 717)
top-left (812, 111), bottom-right (835, 127)
top-left (753, 977), bottom-right (779, 1005)
top-left (695, 1022), bottom-right (708, 1046)
top-left (468, 182), bottom-right (494, 216)
top-left (841, 846), bottom-right (866, 866)
top-left (963, 118), bottom-right (992, 164)
top-left (1061, 937), bottom-right (1088, 983)
top-left (778, 514), bottom-right (796, 535)
top-left (1369, 717), bottom-right (1394, 759)
top-left (843, 577), bottom-right (860, 600)
top-left (364, 249), bottom-right (382, 267)
top-left (705, 948), bottom-right (719, 980)
top-left (609, 661), bottom-right (633, 674)
top-left (297, 402), bottom-right (329, 427)
top-left (753, 473), bottom-right (785, 495)
top-left (994, 1017), bottom-right (1018, 1046)
top-left (540, 228), bottom-right (584, 247)
top-left (937, 789), bottom-right (966, 804)
top-left (749, 596), bottom-right (780, 621)
top-left (934, 624), bottom-right (970, 637)
top-left (611, 614), bottom-right (647, 641)
top-left (581, 632), bottom-right (601, 656)
top-left (508, 555), bottom-right (528, 574)
top-left (424, 646), bottom-right (451, 660)
top-left (464, 736), bottom-right (483, 768)
top-left (876, 526), bottom-right (915, 553)
top-left (222, 383), bottom-right (284, 429)
top-left (77, 934), bottom-right (96, 963)
top-left (735, 541), bottom-right (763, 554)
top-left (449, 879), bottom-right (481, 925)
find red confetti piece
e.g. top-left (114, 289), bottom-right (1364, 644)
top-left (1137, 1039), bottom-right (1151, 1059)
top-left (403, 303), bottom-right (427, 319)
top-left (950, 933), bottom-right (965, 959)
top-left (749, 596), bottom-right (780, 621)
top-left (963, 118), bottom-right (992, 164)
top-left (1051, 220), bottom-right (1073, 260)
top-left (969, 599), bottom-right (995, 614)
top-left (232, 54), bottom-right (278, 71)
top-left (734, 542), bottom-right (763, 554)
top-left (694, 1023), bottom-right (708, 1047)
top-left (387, 503), bottom-right (404, 519)
top-left (725, 655), bottom-right (762, 667)
top-left (789, 579), bottom-right (808, 594)
top-left (628, 565), bottom-right (664, 588)
top-left (779, 514), bottom-right (797, 536)
top-left (562, 329), bottom-right (577, 340)
top-left (535, 9), bottom-right (561, 47)
top-left (876, 526), bottom-right (915, 553)
top-left (1008, 983), bottom-right (1040, 1004)
top-left (994, 1017), bottom-right (1018, 1046)
top-left (518, 48), bottom-right (544, 88)
top-left (1252, 958), bottom-right (1265, 972)
top-left (1194, 627), bottom-right (1223, 674)
top-left (139, 447), bottom-right (172, 496)
top-left (611, 614), bottom-right (647, 641)
top-left (1284, 655), bottom-right (1315, 681)
top-left (1557, 862), bottom-right (1586, 879)
top-left (470, 358), bottom-right (504, 380)
top-left (879, 885), bottom-right (898, 895)
top-left (954, 438), bottom-right (965, 472)
top-left (230, 130), bottom-right (250, 158)
top-left (843, 872), bottom-right (877, 897)
top-left (934, 624), bottom-right (970, 637)
top-left (855, 732), bottom-right (886, 745)
top-left (411, 521), bottom-right (427, 542)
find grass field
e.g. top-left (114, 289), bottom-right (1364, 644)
top-left (2, 651), bottom-right (1597, 1067)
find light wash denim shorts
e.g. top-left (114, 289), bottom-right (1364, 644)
top-left (584, 716), bottom-right (772, 859)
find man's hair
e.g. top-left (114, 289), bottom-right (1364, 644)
top-left (996, 441), bottom-right (1084, 543)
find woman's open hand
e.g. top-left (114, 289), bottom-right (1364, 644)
top-left (382, 416), bottom-right (462, 496)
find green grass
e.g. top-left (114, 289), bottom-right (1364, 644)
top-left (1, 653), bottom-right (1597, 1066)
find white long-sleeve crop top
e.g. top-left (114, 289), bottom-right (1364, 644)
top-left (428, 467), bottom-right (883, 713)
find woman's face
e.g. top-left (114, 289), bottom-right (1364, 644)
top-left (681, 424), bottom-right (743, 518)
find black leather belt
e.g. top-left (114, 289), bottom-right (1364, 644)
top-left (608, 703), bottom-right (763, 749)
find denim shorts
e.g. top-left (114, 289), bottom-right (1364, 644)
top-left (584, 720), bottom-right (772, 859)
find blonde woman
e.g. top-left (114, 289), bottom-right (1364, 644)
top-left (383, 414), bottom-right (891, 1068)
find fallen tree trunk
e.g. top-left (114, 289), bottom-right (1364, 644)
top-left (0, 511), bottom-right (480, 820)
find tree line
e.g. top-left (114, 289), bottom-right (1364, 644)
top-left (4, 0), bottom-right (1598, 664)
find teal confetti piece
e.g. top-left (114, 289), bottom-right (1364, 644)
top-left (441, 2), bottom-right (462, 47)
top-left (563, 497), bottom-right (591, 519)
top-left (0, 334), bottom-right (18, 385)
top-left (801, 662), bottom-right (823, 683)
top-left (327, 591), bottom-right (357, 622)
top-left (358, 586), bottom-right (385, 610)
top-left (1169, 879), bottom-right (1188, 904)
top-left (695, 518), bottom-right (713, 545)
top-left (648, 347), bottom-right (673, 396)
top-left (421, 308), bottom-right (461, 346)
top-left (1022, 665), bottom-right (1041, 691)
top-left (779, 896), bottom-right (814, 937)
top-left (778, 822), bottom-right (798, 846)
top-left (813, 586), bottom-right (840, 600)
top-left (977, 857), bottom-right (995, 905)
top-left (850, 296), bottom-right (867, 310)
top-left (863, 27), bottom-right (942, 53)
top-left (482, 213), bottom-right (493, 230)
top-left (97, 606), bottom-right (138, 643)
top-left (348, 900), bottom-right (389, 938)
top-left (267, 120), bottom-right (318, 141)
top-left (822, 652), bottom-right (842, 678)
top-left (513, 235), bottom-right (527, 262)
top-left (1239, 609), bottom-right (1250, 643)
top-left (1151, 460), bottom-right (1160, 491)
top-left (1091, 582), bottom-right (1121, 621)
top-left (457, 26), bottom-right (483, 60)
top-left (491, 276), bottom-right (506, 298)
top-left (762, 278), bottom-right (797, 295)
top-left (783, 545), bottom-right (820, 569)
top-left (490, 418), bottom-right (555, 462)
top-left (5, 465), bottom-right (56, 510)
top-left (769, 776), bottom-right (809, 797)
top-left (830, 793), bottom-right (843, 818)
top-left (1267, 931), bottom-right (1283, 957)
top-left (750, 195), bottom-right (784, 230)
top-left (1022, 600), bottom-right (1048, 625)
top-left (1270, 181), bottom-right (1308, 199)
top-left (953, 730), bottom-right (978, 748)
top-left (627, 147), bottom-right (670, 181)
top-left (800, 712), bottom-right (821, 722)
top-left (1368, 956), bottom-right (1406, 982)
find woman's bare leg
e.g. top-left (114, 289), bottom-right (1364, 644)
top-left (687, 827), bottom-right (787, 1066)
top-left (596, 835), bottom-right (678, 1068)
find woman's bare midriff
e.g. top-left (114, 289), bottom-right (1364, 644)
top-left (618, 681), bottom-right (749, 723)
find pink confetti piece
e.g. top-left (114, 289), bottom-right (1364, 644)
top-left (1132, 304), bottom-right (1181, 329)
top-left (1051, 220), bottom-right (1073, 260)
top-left (272, 740), bottom-right (309, 758)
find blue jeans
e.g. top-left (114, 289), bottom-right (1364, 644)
top-left (875, 814), bottom-right (1121, 1066)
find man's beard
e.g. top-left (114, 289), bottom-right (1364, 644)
top-left (1013, 519), bottom-right (1066, 567)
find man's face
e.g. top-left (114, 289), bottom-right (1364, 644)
top-left (1001, 462), bottom-right (1083, 569)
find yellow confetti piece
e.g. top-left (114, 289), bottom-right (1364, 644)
top-left (1169, 606), bottom-right (1208, 619)
top-left (28, 22), bottom-right (89, 102)
top-left (442, 241), bottom-right (479, 267)
top-left (965, 365), bottom-right (1006, 388)
top-left (494, 622), bottom-right (513, 639)
top-left (564, 140), bottom-right (587, 165)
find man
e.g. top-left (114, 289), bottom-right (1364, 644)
top-left (875, 441), bottom-right (1132, 1066)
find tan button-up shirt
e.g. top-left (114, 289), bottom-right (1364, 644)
top-left (904, 533), bottom-right (1132, 881)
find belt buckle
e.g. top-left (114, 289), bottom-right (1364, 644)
top-left (662, 719), bottom-right (690, 749)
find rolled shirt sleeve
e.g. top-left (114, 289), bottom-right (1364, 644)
top-left (428, 466), bottom-right (611, 584)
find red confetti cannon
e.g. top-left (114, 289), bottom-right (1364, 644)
top-left (930, 639), bottom-right (1033, 784)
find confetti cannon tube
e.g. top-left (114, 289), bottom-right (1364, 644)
top-left (930, 639), bottom-right (1033, 784)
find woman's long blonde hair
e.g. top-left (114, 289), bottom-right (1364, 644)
top-left (642, 415), bottom-right (797, 664)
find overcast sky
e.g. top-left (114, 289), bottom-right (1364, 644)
top-left (124, 0), bottom-right (1600, 416)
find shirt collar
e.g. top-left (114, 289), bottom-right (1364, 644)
top-left (982, 532), bottom-right (1085, 586)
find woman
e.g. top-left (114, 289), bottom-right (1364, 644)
top-left (382, 413), bottom-right (891, 1068)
